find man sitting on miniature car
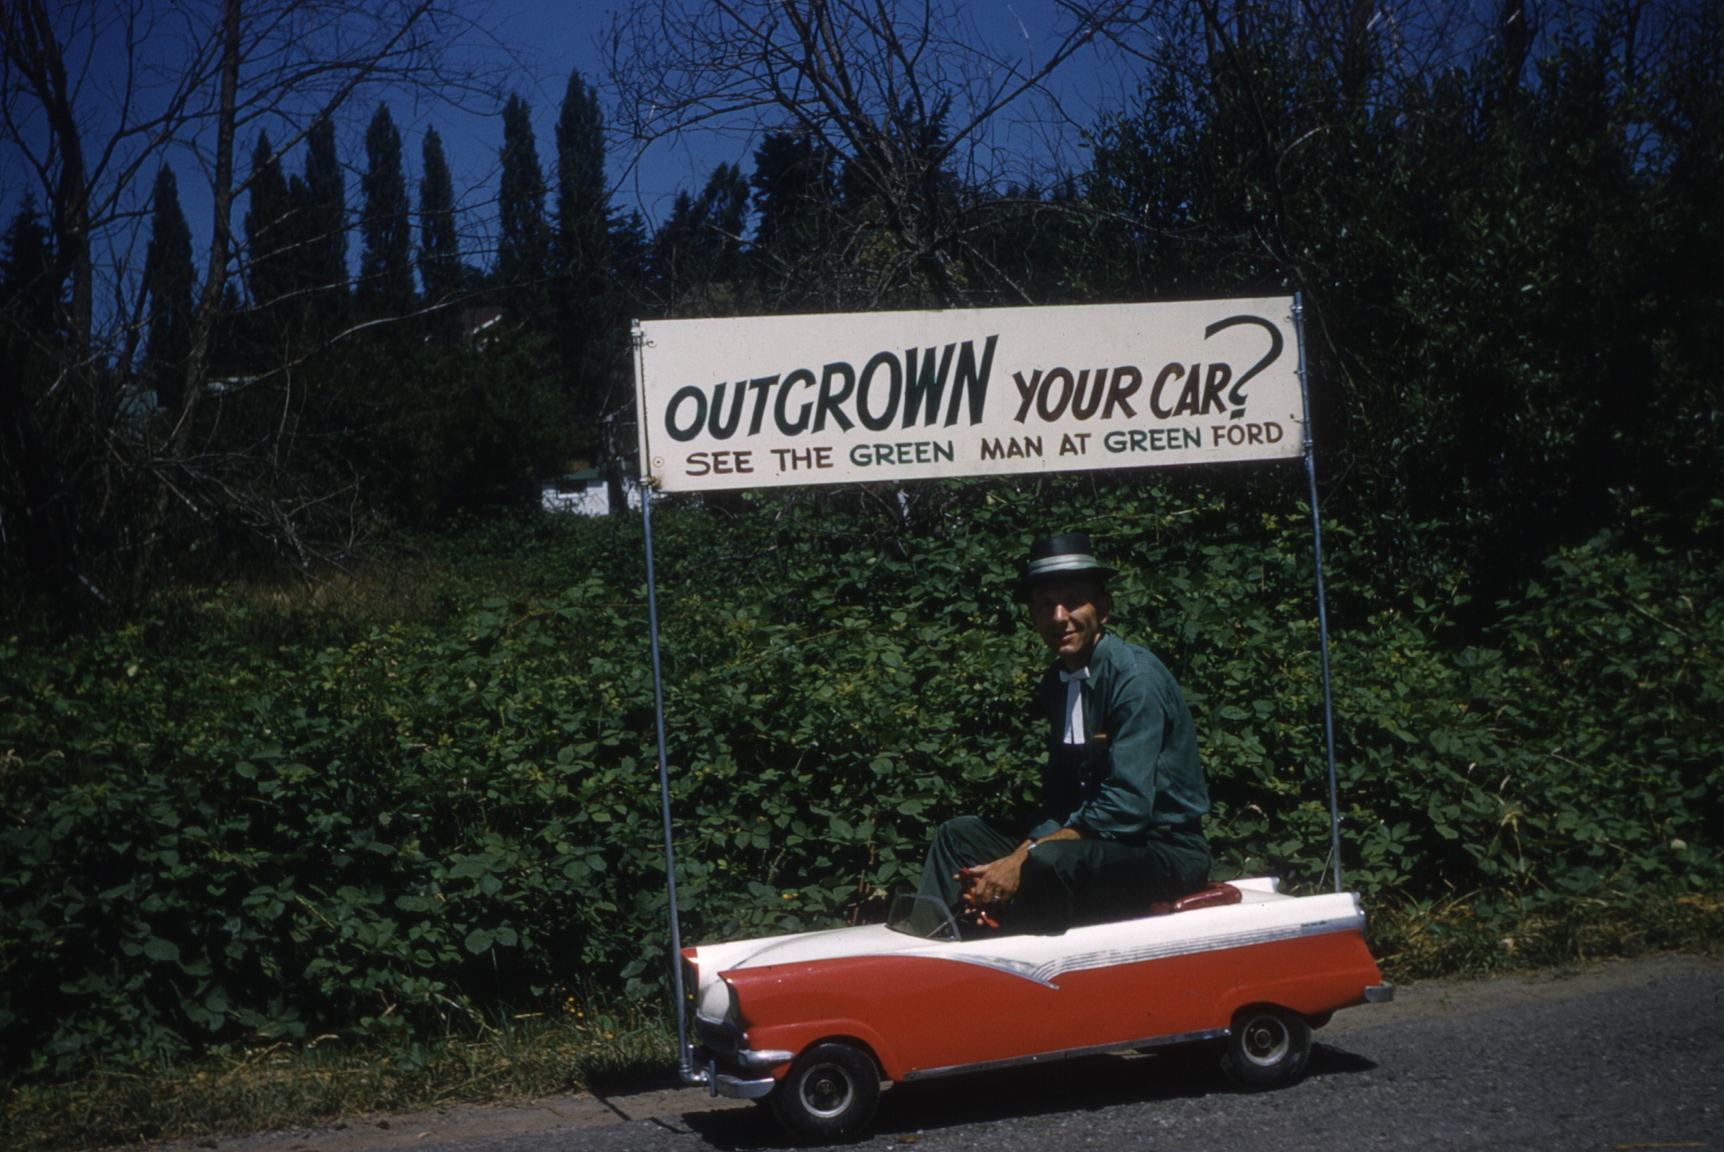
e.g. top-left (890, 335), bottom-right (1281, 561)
top-left (917, 531), bottom-right (1212, 935)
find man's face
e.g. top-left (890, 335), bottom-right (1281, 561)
top-left (1027, 575), bottom-right (1111, 670)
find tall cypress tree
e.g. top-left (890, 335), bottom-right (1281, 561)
top-left (554, 69), bottom-right (609, 286)
top-left (244, 132), bottom-right (293, 348)
top-left (359, 104), bottom-right (414, 320)
top-left (141, 165), bottom-right (196, 408)
top-left (296, 117), bottom-right (349, 336)
top-left (0, 197), bottom-right (57, 348)
top-left (496, 93), bottom-right (548, 313)
top-left (554, 68), bottom-right (613, 417)
top-left (417, 126), bottom-right (461, 306)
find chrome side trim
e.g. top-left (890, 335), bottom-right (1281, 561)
top-left (901, 1027), bottom-right (1228, 1082)
top-left (1364, 983), bottom-right (1396, 1002)
top-left (713, 1072), bottom-right (778, 1099)
top-left (935, 913), bottom-right (1366, 987)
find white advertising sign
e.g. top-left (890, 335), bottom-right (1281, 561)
top-left (634, 298), bottom-right (1302, 492)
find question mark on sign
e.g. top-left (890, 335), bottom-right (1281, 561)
top-left (1204, 315), bottom-right (1285, 420)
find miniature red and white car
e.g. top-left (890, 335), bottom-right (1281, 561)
top-left (680, 878), bottom-right (1392, 1141)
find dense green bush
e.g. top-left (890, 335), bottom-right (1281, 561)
top-left (3, 486), bottom-right (1720, 1078)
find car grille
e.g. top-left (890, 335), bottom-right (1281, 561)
top-left (694, 1016), bottom-right (743, 1055)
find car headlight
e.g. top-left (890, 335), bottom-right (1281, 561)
top-left (697, 975), bottom-right (739, 1027)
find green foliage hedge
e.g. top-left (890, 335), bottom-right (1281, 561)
top-left (3, 482), bottom-right (1721, 1077)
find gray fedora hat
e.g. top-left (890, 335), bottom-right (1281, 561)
top-left (1012, 531), bottom-right (1117, 602)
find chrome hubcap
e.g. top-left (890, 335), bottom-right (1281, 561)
top-left (800, 1062), bottom-right (855, 1118)
top-left (1242, 1016), bottom-right (1290, 1066)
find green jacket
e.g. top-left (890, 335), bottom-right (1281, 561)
top-left (1027, 631), bottom-right (1209, 844)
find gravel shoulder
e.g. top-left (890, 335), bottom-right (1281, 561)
top-left (141, 950), bottom-right (1724, 1152)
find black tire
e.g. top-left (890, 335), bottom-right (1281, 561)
top-left (769, 1042), bottom-right (881, 1143)
top-left (1219, 1006), bottom-right (1312, 1091)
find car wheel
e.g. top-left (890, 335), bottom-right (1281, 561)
top-left (1220, 1006), bottom-right (1312, 1091)
top-left (770, 1042), bottom-right (881, 1143)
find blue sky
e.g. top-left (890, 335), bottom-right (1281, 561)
top-left (0, 0), bottom-right (1131, 292)
top-left (1, 0), bottom-right (1515, 298)
top-left (427, 0), bottom-right (1129, 236)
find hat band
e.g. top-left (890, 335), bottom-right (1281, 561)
top-left (1024, 553), bottom-right (1102, 579)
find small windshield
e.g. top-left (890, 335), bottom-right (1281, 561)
top-left (885, 893), bottom-right (961, 942)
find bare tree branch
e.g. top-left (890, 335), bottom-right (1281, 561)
top-left (606, 0), bottom-right (1146, 306)
top-left (0, 0), bottom-right (501, 608)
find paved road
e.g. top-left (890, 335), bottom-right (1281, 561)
top-left (205, 954), bottom-right (1723, 1152)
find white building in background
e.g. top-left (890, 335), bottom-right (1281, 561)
top-left (540, 469), bottom-right (609, 515)
top-left (540, 469), bottom-right (652, 515)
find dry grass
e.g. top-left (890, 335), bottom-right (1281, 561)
top-left (172, 550), bottom-right (441, 622)
top-left (1375, 889), bottom-right (1724, 982)
top-left (0, 1007), bottom-right (677, 1152)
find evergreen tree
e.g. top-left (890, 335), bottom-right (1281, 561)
top-left (0, 197), bottom-right (57, 346)
top-left (0, 197), bottom-right (70, 600)
top-left (608, 210), bottom-right (651, 302)
top-left (417, 126), bottom-right (461, 306)
top-left (141, 165), bottom-right (196, 408)
top-left (554, 68), bottom-right (609, 285)
top-left (750, 131), bottom-right (835, 254)
top-left (554, 68), bottom-right (613, 418)
top-left (358, 104), bottom-right (415, 320)
top-left (243, 133), bottom-right (293, 350)
top-left (650, 162), bottom-right (749, 306)
top-left (747, 131), bottom-right (845, 310)
top-left (295, 117), bottom-right (349, 336)
top-left (497, 93), bottom-right (549, 312)
top-left (650, 189), bottom-right (699, 303)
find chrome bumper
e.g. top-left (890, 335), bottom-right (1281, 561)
top-left (1364, 983), bottom-right (1396, 1002)
top-left (680, 1034), bottom-right (793, 1099)
top-left (711, 1069), bottom-right (777, 1099)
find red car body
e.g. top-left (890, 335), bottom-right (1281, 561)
top-left (681, 878), bottom-right (1391, 1139)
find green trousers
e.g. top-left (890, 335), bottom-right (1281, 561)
top-left (916, 815), bottom-right (1212, 935)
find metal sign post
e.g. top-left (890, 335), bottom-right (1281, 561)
top-left (633, 323), bottom-right (692, 1078)
top-left (639, 479), bottom-right (692, 1077)
top-left (1291, 295), bottom-right (1345, 893)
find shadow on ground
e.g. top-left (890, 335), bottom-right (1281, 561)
top-left (677, 1040), bottom-right (1380, 1149)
